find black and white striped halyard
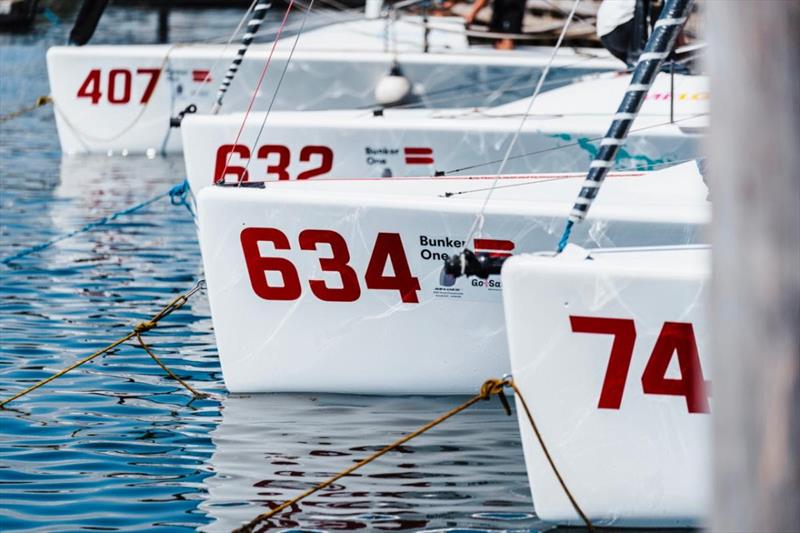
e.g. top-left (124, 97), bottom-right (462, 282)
top-left (211, 1), bottom-right (272, 114)
top-left (556, 0), bottom-right (694, 252)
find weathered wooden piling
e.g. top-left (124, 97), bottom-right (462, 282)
top-left (709, 2), bottom-right (800, 531)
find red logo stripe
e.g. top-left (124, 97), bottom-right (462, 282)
top-left (404, 147), bottom-right (433, 155)
top-left (474, 238), bottom-right (515, 258)
top-left (192, 69), bottom-right (211, 82)
top-left (474, 239), bottom-right (514, 251)
top-left (405, 157), bottom-right (434, 165)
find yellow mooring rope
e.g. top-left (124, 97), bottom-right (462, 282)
top-left (233, 378), bottom-right (594, 533)
top-left (0, 95), bottom-right (52, 124)
top-left (0, 279), bottom-right (207, 408)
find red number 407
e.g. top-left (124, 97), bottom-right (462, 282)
top-left (241, 228), bottom-right (421, 304)
top-left (77, 68), bottom-right (161, 105)
top-left (570, 316), bottom-right (711, 413)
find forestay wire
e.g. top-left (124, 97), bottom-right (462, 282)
top-left (460, 0), bottom-right (582, 248)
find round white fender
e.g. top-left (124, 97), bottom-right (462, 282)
top-left (374, 65), bottom-right (412, 105)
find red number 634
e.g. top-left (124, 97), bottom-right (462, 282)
top-left (241, 228), bottom-right (421, 304)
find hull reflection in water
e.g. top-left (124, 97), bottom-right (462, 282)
top-left (199, 393), bottom-right (542, 532)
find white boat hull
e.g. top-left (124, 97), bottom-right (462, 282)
top-left (47, 17), bottom-right (617, 155)
top-left (502, 246), bottom-right (711, 526)
top-left (196, 162), bottom-right (708, 394)
top-left (182, 73), bottom-right (707, 193)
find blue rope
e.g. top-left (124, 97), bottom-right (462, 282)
top-left (556, 220), bottom-right (573, 253)
top-left (169, 179), bottom-right (195, 220)
top-left (2, 180), bottom-right (192, 266)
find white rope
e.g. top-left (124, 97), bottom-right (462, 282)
top-left (460, 0), bottom-right (582, 246)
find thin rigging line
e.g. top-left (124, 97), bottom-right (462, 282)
top-left (217, 0), bottom-right (297, 185)
top-left (460, 0), bottom-right (582, 248)
top-left (239, 0), bottom-right (317, 185)
top-left (438, 156), bottom-right (699, 198)
top-left (441, 112), bottom-right (708, 175)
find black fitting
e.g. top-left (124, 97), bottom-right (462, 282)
top-left (216, 181), bottom-right (265, 188)
top-left (170, 104), bottom-right (197, 128)
top-left (440, 249), bottom-right (507, 286)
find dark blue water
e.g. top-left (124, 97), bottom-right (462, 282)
top-left (0, 7), bottom-right (544, 532)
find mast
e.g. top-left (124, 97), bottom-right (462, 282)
top-left (68, 0), bottom-right (110, 45)
top-left (443, 0), bottom-right (695, 280)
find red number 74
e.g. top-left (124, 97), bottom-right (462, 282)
top-left (570, 316), bottom-right (711, 414)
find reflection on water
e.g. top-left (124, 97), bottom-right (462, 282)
top-left (201, 394), bottom-right (541, 532)
top-left (1, 6), bottom-right (545, 532)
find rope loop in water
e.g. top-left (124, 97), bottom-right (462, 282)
top-left (133, 320), bottom-right (157, 334)
top-left (0, 278), bottom-right (207, 408)
top-left (169, 178), bottom-right (196, 219)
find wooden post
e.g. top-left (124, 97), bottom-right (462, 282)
top-left (709, 2), bottom-right (800, 531)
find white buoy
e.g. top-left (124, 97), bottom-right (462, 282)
top-left (374, 64), bottom-right (411, 106)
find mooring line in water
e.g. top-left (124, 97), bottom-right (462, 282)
top-left (233, 378), bottom-right (593, 533)
top-left (0, 279), bottom-right (208, 408)
top-left (134, 332), bottom-right (206, 399)
top-left (0, 95), bottom-right (52, 124)
top-left (1, 180), bottom-right (191, 266)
